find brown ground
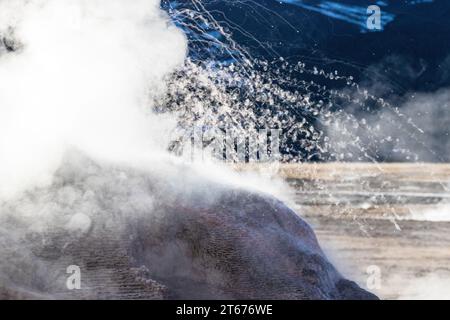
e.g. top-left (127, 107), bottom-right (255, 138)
top-left (234, 163), bottom-right (450, 300)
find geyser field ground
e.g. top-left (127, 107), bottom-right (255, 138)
top-left (234, 163), bottom-right (450, 300)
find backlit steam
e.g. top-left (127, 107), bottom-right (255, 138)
top-left (0, 0), bottom-right (187, 199)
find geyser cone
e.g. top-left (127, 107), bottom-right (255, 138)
top-left (0, 150), bottom-right (377, 300)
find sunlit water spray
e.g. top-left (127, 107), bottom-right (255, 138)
top-left (0, 0), bottom-right (438, 225)
top-left (160, 0), bottom-right (428, 162)
top-left (157, 0), bottom-right (440, 225)
top-left (0, 0), bottom-right (443, 235)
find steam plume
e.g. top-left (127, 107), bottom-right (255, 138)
top-left (0, 0), bottom-right (187, 199)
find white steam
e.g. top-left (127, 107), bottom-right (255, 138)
top-left (0, 0), bottom-right (187, 199)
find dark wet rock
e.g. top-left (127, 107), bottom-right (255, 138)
top-left (129, 189), bottom-right (377, 300)
top-left (0, 153), bottom-right (377, 300)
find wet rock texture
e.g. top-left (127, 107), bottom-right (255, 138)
top-left (130, 191), bottom-right (377, 300)
top-left (0, 156), bottom-right (377, 300)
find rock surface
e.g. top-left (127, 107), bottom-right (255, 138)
top-left (0, 154), bottom-right (377, 300)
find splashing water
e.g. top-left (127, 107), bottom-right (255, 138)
top-left (0, 0), bottom-right (447, 300)
top-left (158, 0), bottom-right (428, 165)
top-left (0, 0), bottom-right (439, 229)
top-left (154, 0), bottom-right (448, 227)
